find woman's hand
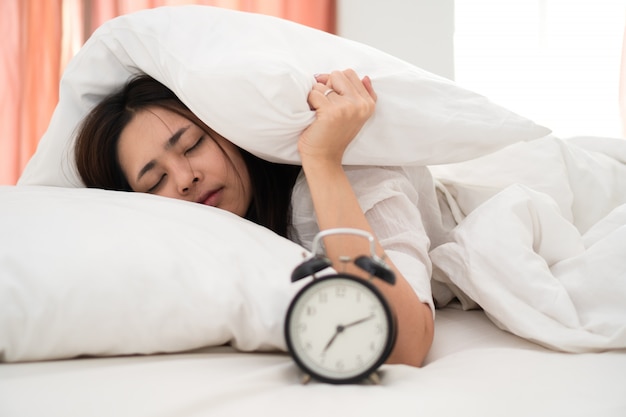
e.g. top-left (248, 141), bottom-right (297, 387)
top-left (297, 69), bottom-right (377, 166)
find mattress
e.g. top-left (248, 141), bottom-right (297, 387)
top-left (1, 307), bottom-right (624, 417)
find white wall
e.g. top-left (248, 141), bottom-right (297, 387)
top-left (336, 0), bottom-right (455, 80)
top-left (454, 0), bottom-right (625, 139)
top-left (337, 0), bottom-right (625, 138)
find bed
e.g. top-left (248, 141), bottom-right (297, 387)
top-left (2, 308), bottom-right (625, 417)
top-left (2, 5), bottom-right (626, 416)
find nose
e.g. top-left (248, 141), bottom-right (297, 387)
top-left (180, 176), bottom-right (199, 194)
top-left (173, 160), bottom-right (199, 196)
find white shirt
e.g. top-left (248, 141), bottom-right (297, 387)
top-left (289, 165), bottom-right (454, 315)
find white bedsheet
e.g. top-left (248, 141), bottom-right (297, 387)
top-left (430, 136), bottom-right (626, 352)
top-left (1, 308), bottom-right (624, 417)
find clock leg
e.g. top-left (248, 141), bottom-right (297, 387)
top-left (301, 373), bottom-right (312, 385)
top-left (367, 372), bottom-right (381, 385)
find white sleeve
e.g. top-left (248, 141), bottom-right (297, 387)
top-left (290, 166), bottom-right (436, 316)
top-left (358, 174), bottom-right (435, 316)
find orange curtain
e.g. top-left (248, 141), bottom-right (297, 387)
top-left (86, 1), bottom-right (335, 35)
top-left (1, 0), bottom-right (63, 186)
top-left (0, 0), bottom-right (335, 186)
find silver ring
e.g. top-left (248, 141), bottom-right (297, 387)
top-left (323, 88), bottom-right (335, 97)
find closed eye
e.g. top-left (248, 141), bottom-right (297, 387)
top-left (185, 135), bottom-right (205, 155)
top-left (147, 174), bottom-right (166, 193)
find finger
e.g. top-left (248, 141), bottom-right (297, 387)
top-left (341, 69), bottom-right (376, 102)
top-left (326, 69), bottom-right (370, 103)
top-left (340, 69), bottom-right (363, 91)
top-left (312, 82), bottom-right (336, 99)
top-left (361, 76), bottom-right (378, 102)
top-left (323, 88), bottom-right (337, 98)
top-left (325, 70), bottom-right (352, 95)
top-left (307, 82), bottom-right (334, 109)
top-left (314, 73), bottom-right (330, 84)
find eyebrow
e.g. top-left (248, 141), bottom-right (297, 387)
top-left (135, 125), bottom-right (191, 183)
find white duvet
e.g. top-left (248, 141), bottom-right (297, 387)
top-left (430, 135), bottom-right (626, 352)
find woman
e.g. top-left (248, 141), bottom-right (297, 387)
top-left (75, 69), bottom-right (438, 367)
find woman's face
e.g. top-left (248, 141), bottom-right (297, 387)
top-left (117, 106), bottom-right (252, 217)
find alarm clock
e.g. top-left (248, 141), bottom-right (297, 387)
top-left (284, 228), bottom-right (397, 385)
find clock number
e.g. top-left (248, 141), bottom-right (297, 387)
top-left (306, 306), bottom-right (317, 316)
top-left (335, 286), bottom-right (346, 298)
top-left (356, 355), bottom-right (364, 367)
top-left (335, 360), bottom-right (345, 371)
top-left (298, 322), bottom-right (308, 333)
top-left (318, 292), bottom-right (328, 304)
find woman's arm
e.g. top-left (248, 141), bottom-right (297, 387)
top-left (297, 70), bottom-right (434, 367)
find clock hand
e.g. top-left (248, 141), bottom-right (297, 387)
top-left (322, 325), bottom-right (345, 353)
top-left (322, 314), bottom-right (375, 353)
top-left (342, 313), bottom-right (375, 329)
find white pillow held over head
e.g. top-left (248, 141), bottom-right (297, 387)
top-left (18, 5), bottom-right (550, 187)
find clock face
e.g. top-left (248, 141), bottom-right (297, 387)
top-left (285, 275), bottom-right (395, 384)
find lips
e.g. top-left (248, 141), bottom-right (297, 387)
top-left (199, 188), bottom-right (223, 207)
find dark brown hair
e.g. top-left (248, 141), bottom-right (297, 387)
top-left (74, 74), bottom-right (301, 237)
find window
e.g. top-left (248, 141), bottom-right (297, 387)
top-left (455, 0), bottom-right (625, 138)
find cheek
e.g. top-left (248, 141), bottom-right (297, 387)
top-left (200, 147), bottom-right (229, 175)
top-left (188, 142), bottom-right (228, 182)
top-left (198, 137), bottom-right (252, 202)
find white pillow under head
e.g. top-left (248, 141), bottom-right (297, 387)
top-left (0, 186), bottom-right (307, 362)
top-left (18, 5), bottom-right (550, 187)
